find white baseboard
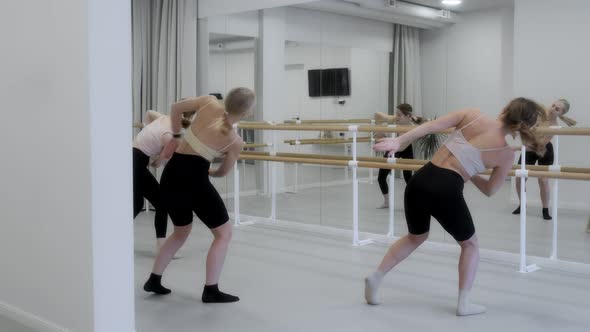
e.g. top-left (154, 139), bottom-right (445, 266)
top-left (0, 301), bottom-right (69, 332)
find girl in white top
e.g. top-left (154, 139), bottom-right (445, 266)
top-left (133, 110), bottom-right (193, 251)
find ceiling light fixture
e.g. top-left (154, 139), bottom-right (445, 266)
top-left (441, 0), bottom-right (462, 5)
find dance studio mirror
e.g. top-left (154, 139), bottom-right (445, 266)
top-left (202, 4), bottom-right (588, 265)
top-left (131, 3), bottom-right (589, 304)
top-left (207, 30), bottom-right (262, 218)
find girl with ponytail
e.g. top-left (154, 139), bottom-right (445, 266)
top-left (513, 98), bottom-right (576, 220)
top-left (144, 88), bottom-right (256, 303)
top-left (366, 97), bottom-right (546, 316)
top-left (374, 103), bottom-right (426, 209)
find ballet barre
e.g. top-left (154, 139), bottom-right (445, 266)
top-left (283, 137), bottom-right (372, 145)
top-left (240, 151), bottom-right (590, 174)
top-left (232, 123), bottom-right (590, 270)
top-left (239, 122), bottom-right (590, 136)
top-left (243, 143), bottom-right (272, 149)
top-left (283, 119), bottom-right (373, 124)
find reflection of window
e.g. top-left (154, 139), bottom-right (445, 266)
top-left (308, 68), bottom-right (350, 97)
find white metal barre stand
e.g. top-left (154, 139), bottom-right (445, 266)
top-left (369, 119), bottom-right (376, 184)
top-left (270, 122), bottom-right (277, 221)
top-left (549, 127), bottom-right (561, 260)
top-left (233, 124), bottom-right (254, 227)
top-left (350, 125), bottom-right (374, 247)
top-left (518, 145), bottom-right (540, 273)
top-left (387, 156), bottom-right (396, 238)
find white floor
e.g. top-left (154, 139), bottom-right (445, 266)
top-left (133, 213), bottom-right (590, 332)
top-left (0, 315), bottom-right (37, 332)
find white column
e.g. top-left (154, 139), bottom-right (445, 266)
top-left (89, 0), bottom-right (135, 330)
top-left (197, 18), bottom-right (210, 96)
top-left (517, 145), bottom-right (539, 273)
top-left (255, 8), bottom-right (287, 196)
top-left (387, 157), bottom-right (396, 238)
top-left (550, 129), bottom-right (561, 260)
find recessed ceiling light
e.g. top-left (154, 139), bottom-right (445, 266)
top-left (442, 0), bottom-right (462, 5)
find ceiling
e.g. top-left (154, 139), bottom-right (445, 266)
top-left (404, 0), bottom-right (514, 12)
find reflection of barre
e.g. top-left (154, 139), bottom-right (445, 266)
top-left (239, 154), bottom-right (423, 171)
top-left (283, 137), bottom-right (372, 145)
top-left (242, 151), bottom-right (413, 164)
top-left (534, 127), bottom-right (590, 135)
top-left (238, 123), bottom-right (451, 134)
top-left (241, 151), bottom-right (590, 174)
top-left (283, 119), bottom-right (372, 124)
top-left (239, 121), bottom-right (275, 125)
top-left (133, 123), bottom-right (144, 129)
top-left (243, 143), bottom-right (272, 149)
top-left (238, 154), bottom-right (590, 180)
top-left (239, 123), bottom-right (590, 136)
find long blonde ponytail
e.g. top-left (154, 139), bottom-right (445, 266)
top-left (557, 98), bottom-right (577, 126)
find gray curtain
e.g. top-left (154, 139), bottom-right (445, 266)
top-left (389, 24), bottom-right (423, 115)
top-left (132, 0), bottom-right (190, 124)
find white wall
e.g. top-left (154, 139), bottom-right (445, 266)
top-left (286, 7), bottom-right (394, 52)
top-left (420, 7), bottom-right (515, 118)
top-left (181, 0), bottom-right (198, 98)
top-left (0, 1), bottom-right (93, 330)
top-left (0, 1), bottom-right (134, 331)
top-left (514, 0), bottom-right (590, 209)
top-left (208, 7), bottom-right (395, 53)
top-left (284, 44), bottom-right (389, 156)
top-left (209, 11), bottom-right (260, 37)
top-left (209, 49), bottom-right (256, 96)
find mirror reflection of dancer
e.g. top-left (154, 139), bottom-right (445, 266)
top-left (512, 99), bottom-right (576, 220)
top-left (143, 88), bottom-right (256, 303)
top-left (133, 110), bottom-right (193, 252)
top-left (374, 104), bottom-right (426, 209)
top-left (367, 98), bottom-right (546, 316)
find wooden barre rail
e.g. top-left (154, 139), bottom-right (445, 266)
top-left (242, 151), bottom-right (590, 174)
top-left (237, 123), bottom-right (435, 133)
top-left (243, 143), bottom-right (270, 149)
top-left (283, 137), bottom-right (372, 145)
top-left (283, 119), bottom-right (373, 124)
top-left (237, 122), bottom-right (590, 136)
top-left (534, 127), bottom-right (590, 135)
top-left (239, 152), bottom-right (590, 179)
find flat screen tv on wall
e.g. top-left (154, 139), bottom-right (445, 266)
top-left (308, 68), bottom-right (350, 97)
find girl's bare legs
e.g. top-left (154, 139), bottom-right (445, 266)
top-left (202, 222), bottom-right (239, 303)
top-left (152, 224), bottom-right (192, 274)
top-left (144, 224), bottom-right (192, 294)
top-left (205, 222), bottom-right (233, 285)
top-left (456, 235), bottom-right (486, 316)
top-left (364, 233), bottom-right (428, 304)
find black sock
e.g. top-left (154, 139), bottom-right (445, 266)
top-left (144, 273), bottom-right (171, 295)
top-left (512, 206), bottom-right (521, 215)
top-left (542, 208), bottom-right (552, 220)
top-left (201, 284), bottom-right (239, 303)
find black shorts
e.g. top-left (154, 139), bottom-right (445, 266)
top-left (517, 142), bottom-right (554, 166)
top-left (160, 153), bottom-right (229, 229)
top-left (404, 162), bottom-right (475, 242)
